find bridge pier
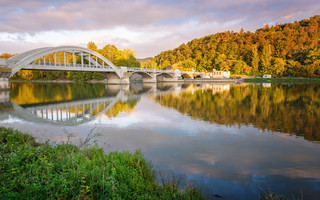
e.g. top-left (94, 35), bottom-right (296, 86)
top-left (0, 78), bottom-right (9, 90)
top-left (0, 59), bottom-right (11, 90)
top-left (103, 72), bottom-right (130, 84)
top-left (142, 76), bottom-right (157, 83)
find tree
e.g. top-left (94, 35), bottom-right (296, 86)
top-left (261, 44), bottom-right (273, 74)
top-left (251, 45), bottom-right (260, 74)
top-left (87, 41), bottom-right (97, 51)
top-left (178, 60), bottom-right (197, 71)
top-left (144, 60), bottom-right (158, 69)
top-left (0, 53), bottom-right (16, 59)
top-left (99, 44), bottom-right (119, 64)
top-left (214, 54), bottom-right (227, 70)
top-left (272, 58), bottom-right (286, 76)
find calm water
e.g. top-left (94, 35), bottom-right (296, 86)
top-left (1, 82), bottom-right (320, 199)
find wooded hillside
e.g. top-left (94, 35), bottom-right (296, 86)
top-left (146, 15), bottom-right (320, 77)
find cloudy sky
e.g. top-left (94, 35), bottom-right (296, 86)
top-left (1, 0), bottom-right (320, 58)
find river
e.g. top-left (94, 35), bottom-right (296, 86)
top-left (0, 82), bottom-right (319, 199)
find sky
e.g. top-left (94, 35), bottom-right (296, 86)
top-left (0, 0), bottom-right (320, 58)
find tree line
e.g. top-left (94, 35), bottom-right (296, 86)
top-left (0, 42), bottom-right (141, 81)
top-left (146, 15), bottom-right (320, 77)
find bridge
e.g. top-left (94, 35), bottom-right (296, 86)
top-left (0, 46), bottom-right (205, 88)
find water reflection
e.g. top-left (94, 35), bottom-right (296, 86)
top-left (155, 84), bottom-right (320, 141)
top-left (0, 82), bottom-right (320, 199)
top-left (0, 82), bottom-right (175, 125)
top-left (0, 83), bottom-right (319, 141)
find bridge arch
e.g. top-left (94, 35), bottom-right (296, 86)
top-left (181, 73), bottom-right (193, 79)
top-left (129, 71), bottom-right (154, 82)
top-left (8, 46), bottom-right (121, 78)
top-left (156, 72), bottom-right (174, 79)
top-left (156, 72), bottom-right (175, 81)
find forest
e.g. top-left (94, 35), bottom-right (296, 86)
top-left (146, 15), bottom-right (320, 77)
top-left (0, 42), bottom-right (141, 81)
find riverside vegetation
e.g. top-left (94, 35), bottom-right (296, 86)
top-left (0, 127), bottom-right (205, 199)
top-left (146, 15), bottom-right (320, 77)
top-left (0, 127), bottom-right (288, 200)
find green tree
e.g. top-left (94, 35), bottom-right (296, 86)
top-left (178, 60), bottom-right (197, 71)
top-left (87, 41), bottom-right (98, 51)
top-left (272, 58), bottom-right (286, 76)
top-left (261, 44), bottom-right (273, 74)
top-left (251, 45), bottom-right (260, 74)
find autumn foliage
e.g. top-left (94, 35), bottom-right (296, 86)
top-left (147, 15), bottom-right (320, 77)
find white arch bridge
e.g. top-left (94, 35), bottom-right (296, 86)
top-left (0, 46), bottom-right (205, 87)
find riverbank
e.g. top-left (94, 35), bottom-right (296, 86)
top-left (243, 77), bottom-right (320, 84)
top-left (9, 78), bottom-right (235, 84)
top-left (0, 127), bottom-right (291, 200)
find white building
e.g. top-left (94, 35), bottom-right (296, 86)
top-left (212, 69), bottom-right (230, 78)
top-left (263, 74), bottom-right (272, 78)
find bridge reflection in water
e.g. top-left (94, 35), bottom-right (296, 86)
top-left (0, 83), bottom-right (230, 126)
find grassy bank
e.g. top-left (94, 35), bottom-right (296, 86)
top-left (0, 127), bottom-right (288, 200)
top-left (0, 127), bottom-right (205, 199)
top-left (244, 77), bottom-right (320, 84)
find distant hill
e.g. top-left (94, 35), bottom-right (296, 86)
top-left (146, 15), bottom-right (320, 77)
top-left (137, 57), bottom-right (153, 67)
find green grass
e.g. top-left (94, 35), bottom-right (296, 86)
top-left (0, 127), bottom-right (205, 200)
top-left (244, 77), bottom-right (320, 84)
top-left (0, 127), bottom-right (290, 200)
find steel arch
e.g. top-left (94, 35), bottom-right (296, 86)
top-left (8, 46), bottom-right (121, 78)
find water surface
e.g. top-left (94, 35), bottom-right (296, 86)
top-left (1, 82), bottom-right (320, 199)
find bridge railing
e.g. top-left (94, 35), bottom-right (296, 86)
top-left (5, 60), bottom-right (18, 64)
top-left (5, 59), bottom-right (199, 75)
top-left (126, 68), bottom-right (173, 73)
top-left (31, 62), bottom-right (175, 73)
top-left (32, 62), bottom-right (112, 69)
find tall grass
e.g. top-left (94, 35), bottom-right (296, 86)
top-left (0, 127), bottom-right (289, 199)
top-left (0, 127), bottom-right (205, 199)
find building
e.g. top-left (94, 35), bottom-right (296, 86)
top-left (212, 69), bottom-right (230, 78)
top-left (263, 74), bottom-right (272, 78)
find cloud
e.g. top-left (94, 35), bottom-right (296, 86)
top-left (282, 11), bottom-right (302, 20)
top-left (0, 0), bottom-right (320, 57)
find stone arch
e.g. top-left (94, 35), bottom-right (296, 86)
top-left (129, 71), bottom-right (155, 82)
top-left (156, 72), bottom-right (174, 81)
top-left (181, 73), bottom-right (192, 79)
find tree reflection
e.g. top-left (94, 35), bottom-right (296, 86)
top-left (154, 84), bottom-right (320, 141)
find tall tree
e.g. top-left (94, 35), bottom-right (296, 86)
top-left (251, 45), bottom-right (260, 74)
top-left (261, 44), bottom-right (272, 74)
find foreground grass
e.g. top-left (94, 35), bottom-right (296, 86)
top-left (0, 127), bottom-right (205, 200)
top-left (244, 77), bottom-right (320, 84)
top-left (0, 127), bottom-right (289, 200)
